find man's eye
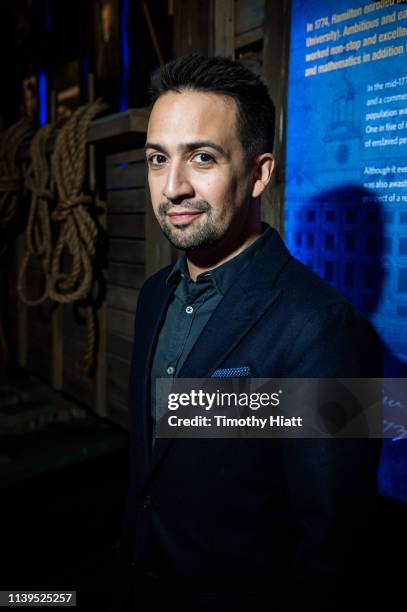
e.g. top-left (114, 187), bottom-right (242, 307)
top-left (149, 154), bottom-right (167, 165)
top-left (193, 152), bottom-right (214, 164)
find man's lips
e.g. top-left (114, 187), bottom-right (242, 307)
top-left (167, 211), bottom-right (204, 224)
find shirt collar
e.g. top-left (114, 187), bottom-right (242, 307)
top-left (166, 223), bottom-right (274, 294)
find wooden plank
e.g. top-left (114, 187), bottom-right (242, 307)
top-left (107, 307), bottom-right (135, 338)
top-left (107, 354), bottom-right (131, 390)
top-left (145, 188), bottom-right (173, 278)
top-left (52, 304), bottom-right (63, 390)
top-left (63, 369), bottom-right (93, 408)
top-left (26, 321), bottom-right (50, 344)
top-left (173, 0), bottom-right (211, 57)
top-left (107, 214), bottom-right (145, 239)
top-left (26, 308), bottom-right (53, 383)
top-left (106, 285), bottom-right (139, 313)
top-left (262, 0), bottom-right (290, 234)
top-left (26, 352), bottom-right (52, 384)
top-left (88, 109), bottom-right (150, 143)
top-left (27, 327), bottom-right (52, 355)
top-left (26, 310), bottom-right (53, 344)
top-left (213, 0), bottom-right (235, 58)
top-left (106, 393), bottom-right (129, 429)
top-left (84, 147), bottom-right (108, 415)
top-left (106, 189), bottom-right (145, 213)
top-left (107, 332), bottom-right (134, 362)
top-left (106, 262), bottom-right (145, 289)
top-left (109, 239), bottom-right (145, 264)
top-left (91, 144), bottom-right (107, 418)
top-left (62, 301), bottom-right (107, 413)
top-left (106, 350), bottom-right (139, 424)
top-left (16, 235), bottom-right (27, 367)
top-left (62, 304), bottom-right (89, 343)
top-left (106, 149), bottom-right (146, 165)
top-left (26, 331), bottom-right (52, 356)
top-left (63, 337), bottom-right (91, 371)
top-left (26, 323), bottom-right (52, 351)
top-left (235, 0), bottom-right (264, 35)
top-left (62, 338), bottom-right (94, 408)
top-left (93, 300), bottom-right (107, 416)
top-left (107, 383), bottom-right (128, 414)
top-left (18, 110), bottom-right (148, 160)
top-left (106, 160), bottom-right (146, 190)
top-left (24, 276), bottom-right (47, 303)
top-left (235, 25), bottom-right (263, 49)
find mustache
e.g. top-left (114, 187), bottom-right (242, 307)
top-left (158, 200), bottom-right (211, 215)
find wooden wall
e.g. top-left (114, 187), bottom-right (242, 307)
top-left (173, 0), bottom-right (212, 57)
top-left (5, 110), bottom-right (172, 429)
top-left (104, 148), bottom-right (146, 426)
top-left (3, 0), bottom-right (289, 430)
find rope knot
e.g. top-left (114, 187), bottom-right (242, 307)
top-left (62, 194), bottom-right (92, 209)
top-left (52, 194), bottom-right (92, 221)
top-left (39, 189), bottom-right (53, 201)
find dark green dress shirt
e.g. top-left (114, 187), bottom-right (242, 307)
top-left (150, 223), bottom-right (274, 442)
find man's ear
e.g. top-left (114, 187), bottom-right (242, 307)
top-left (251, 154), bottom-right (275, 199)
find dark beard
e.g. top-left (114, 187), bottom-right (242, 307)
top-left (157, 200), bottom-right (224, 251)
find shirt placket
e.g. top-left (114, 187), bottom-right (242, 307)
top-left (166, 279), bottom-right (212, 376)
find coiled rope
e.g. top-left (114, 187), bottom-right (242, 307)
top-left (0, 118), bottom-right (34, 257)
top-left (49, 99), bottom-right (107, 373)
top-left (0, 118), bottom-right (34, 367)
top-left (17, 123), bottom-right (54, 306)
top-left (17, 99), bottom-right (107, 374)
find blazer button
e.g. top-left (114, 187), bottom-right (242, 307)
top-left (142, 495), bottom-right (153, 510)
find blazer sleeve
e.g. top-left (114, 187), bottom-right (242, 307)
top-left (280, 302), bottom-right (383, 607)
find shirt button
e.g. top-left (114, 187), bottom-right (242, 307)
top-left (167, 366), bottom-right (175, 375)
top-left (185, 305), bottom-right (194, 314)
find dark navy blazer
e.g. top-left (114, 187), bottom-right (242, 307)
top-left (119, 229), bottom-right (382, 611)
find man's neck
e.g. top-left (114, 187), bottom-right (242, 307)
top-left (186, 222), bottom-right (265, 281)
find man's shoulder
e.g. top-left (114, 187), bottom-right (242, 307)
top-left (272, 255), bottom-right (382, 377)
top-left (254, 229), bottom-right (358, 319)
top-left (286, 256), bottom-right (348, 300)
top-left (272, 250), bottom-right (357, 320)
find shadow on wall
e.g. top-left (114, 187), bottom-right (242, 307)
top-left (285, 184), bottom-right (407, 504)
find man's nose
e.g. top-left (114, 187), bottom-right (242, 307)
top-left (163, 161), bottom-right (194, 202)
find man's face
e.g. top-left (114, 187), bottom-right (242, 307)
top-left (145, 90), bottom-right (255, 251)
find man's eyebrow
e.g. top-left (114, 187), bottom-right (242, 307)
top-left (144, 142), bottom-right (169, 155)
top-left (144, 140), bottom-right (228, 158)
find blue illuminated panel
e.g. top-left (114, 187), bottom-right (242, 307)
top-left (285, 0), bottom-right (407, 503)
top-left (38, 70), bottom-right (48, 126)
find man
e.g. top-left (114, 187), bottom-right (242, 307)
top-left (117, 55), bottom-right (382, 611)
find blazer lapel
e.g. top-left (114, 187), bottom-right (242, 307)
top-left (139, 230), bottom-right (292, 493)
top-left (177, 286), bottom-right (282, 378)
top-left (136, 279), bottom-right (176, 461)
top-left (180, 229), bottom-right (292, 379)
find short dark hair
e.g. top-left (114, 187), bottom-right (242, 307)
top-left (149, 54), bottom-right (275, 161)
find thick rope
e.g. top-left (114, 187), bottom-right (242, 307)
top-left (0, 118), bottom-right (34, 256)
top-left (17, 123), bottom-right (54, 306)
top-left (50, 99), bottom-right (107, 373)
top-left (0, 118), bottom-right (34, 368)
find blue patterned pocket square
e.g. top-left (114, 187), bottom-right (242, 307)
top-left (211, 366), bottom-right (252, 378)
